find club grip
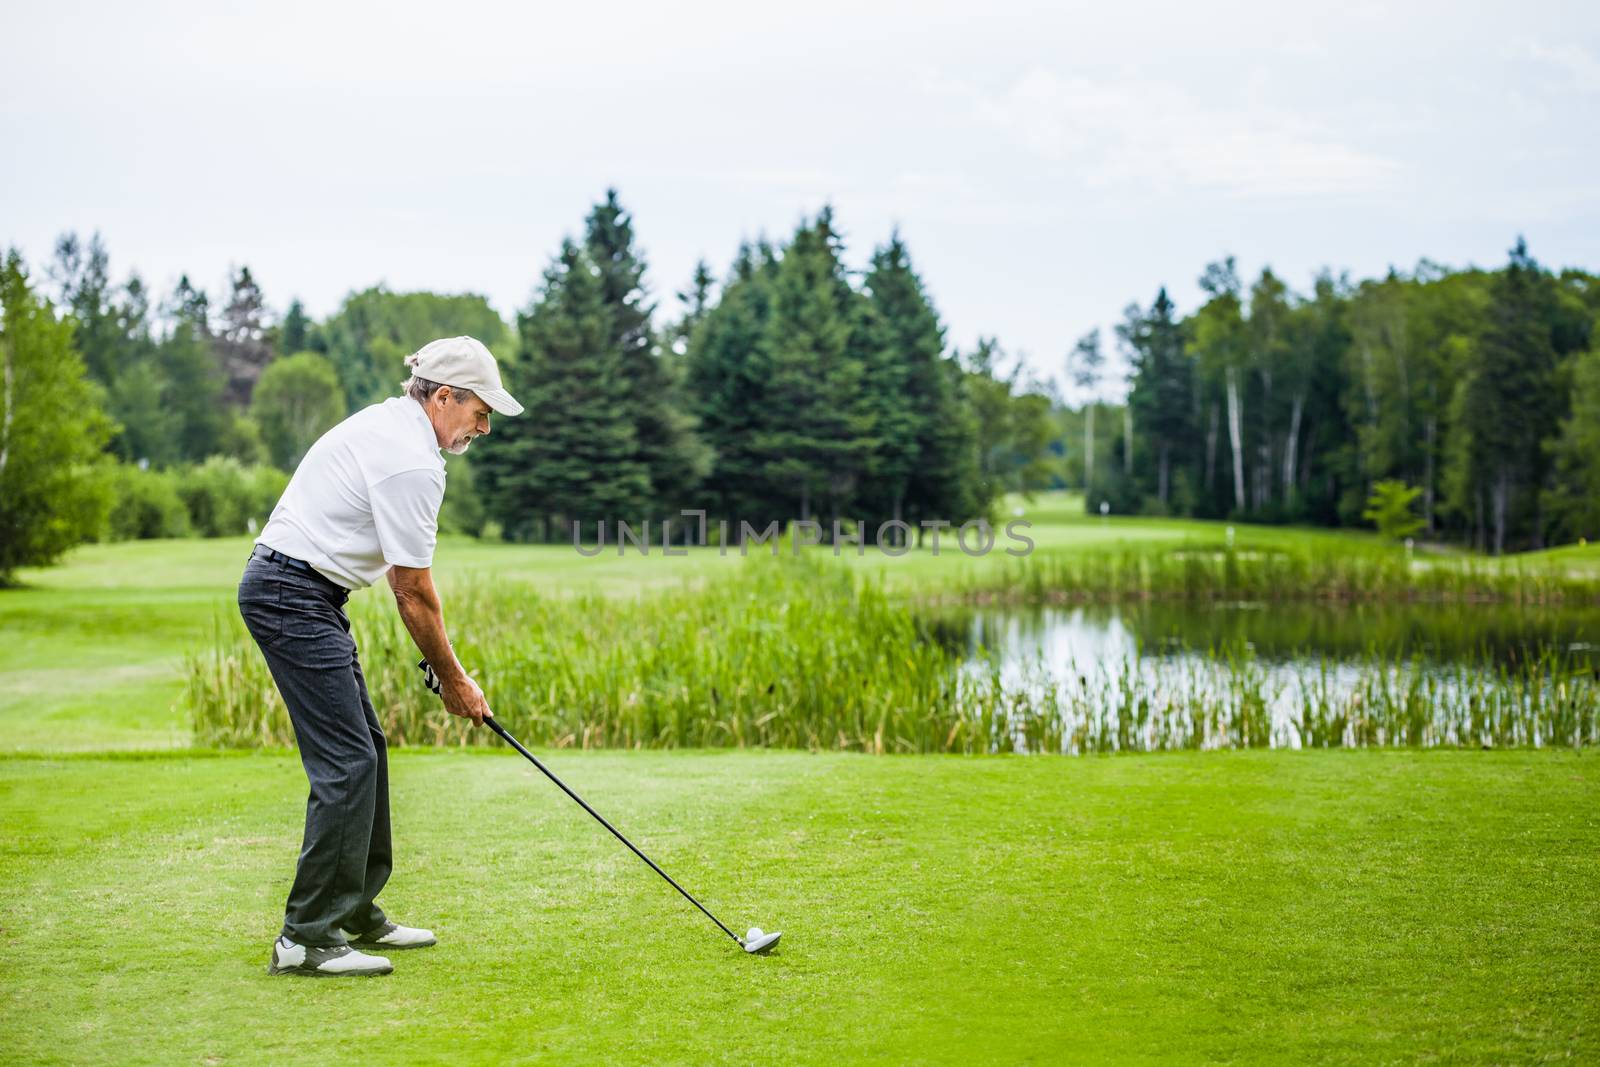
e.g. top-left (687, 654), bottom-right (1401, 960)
top-left (417, 658), bottom-right (442, 695)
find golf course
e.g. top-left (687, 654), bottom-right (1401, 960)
top-left (3, 495), bottom-right (1597, 1064)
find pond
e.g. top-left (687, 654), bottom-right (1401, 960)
top-left (929, 602), bottom-right (1600, 752)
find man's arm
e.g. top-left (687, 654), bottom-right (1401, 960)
top-left (386, 564), bottom-right (492, 725)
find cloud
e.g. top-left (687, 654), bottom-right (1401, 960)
top-left (965, 69), bottom-right (1402, 198)
top-left (1528, 42), bottom-right (1600, 93)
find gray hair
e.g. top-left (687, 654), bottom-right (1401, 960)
top-left (403, 375), bottom-right (478, 405)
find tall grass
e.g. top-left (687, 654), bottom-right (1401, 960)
top-left (191, 557), bottom-right (964, 751)
top-left (936, 540), bottom-right (1600, 605)
top-left (187, 553), bottom-right (1599, 753)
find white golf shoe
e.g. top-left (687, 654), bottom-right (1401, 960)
top-left (268, 936), bottom-right (393, 977)
top-left (350, 921), bottom-right (437, 950)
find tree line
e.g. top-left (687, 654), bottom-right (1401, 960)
top-left (3, 190), bottom-right (1596, 579)
top-left (1095, 243), bottom-right (1599, 551)
top-left (0, 192), bottom-right (1059, 573)
top-left (473, 193), bottom-right (1055, 545)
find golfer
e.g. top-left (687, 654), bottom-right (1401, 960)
top-left (237, 336), bottom-right (523, 978)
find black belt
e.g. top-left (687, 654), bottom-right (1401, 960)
top-left (251, 545), bottom-right (344, 591)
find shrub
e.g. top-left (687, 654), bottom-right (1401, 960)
top-left (1363, 480), bottom-right (1426, 541)
top-left (102, 464), bottom-right (192, 540)
top-left (174, 456), bottom-right (289, 537)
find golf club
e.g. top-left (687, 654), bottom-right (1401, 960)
top-left (418, 658), bottom-right (782, 955)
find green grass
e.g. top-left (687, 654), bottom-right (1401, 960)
top-left (2, 749), bottom-right (1595, 1065)
top-left (4, 495), bottom-right (1599, 1063)
top-left (9, 491), bottom-right (1591, 754)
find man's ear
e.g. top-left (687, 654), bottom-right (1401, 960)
top-left (434, 385), bottom-right (452, 407)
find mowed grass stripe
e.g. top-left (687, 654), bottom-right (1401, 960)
top-left (0, 749), bottom-right (1595, 1065)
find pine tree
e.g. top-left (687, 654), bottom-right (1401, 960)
top-left (476, 240), bottom-right (650, 540)
top-left (668, 259), bottom-right (715, 357)
top-left (1295, 272), bottom-right (1356, 524)
top-left (157, 275), bottom-right (227, 462)
top-left (164, 275), bottom-right (210, 334)
top-left (279, 298), bottom-right (312, 355)
top-left (47, 232), bottom-right (123, 386)
top-left (1123, 289), bottom-right (1194, 508)
top-left (1451, 239), bottom-right (1562, 552)
top-left (864, 231), bottom-right (976, 538)
top-left (684, 242), bottom-right (780, 525)
top-left (754, 209), bottom-right (876, 523)
top-left (583, 189), bottom-right (709, 514)
top-left (216, 266), bottom-right (273, 405)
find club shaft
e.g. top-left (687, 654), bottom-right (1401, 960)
top-left (484, 718), bottom-right (743, 945)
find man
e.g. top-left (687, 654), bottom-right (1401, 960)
top-left (237, 336), bottom-right (523, 978)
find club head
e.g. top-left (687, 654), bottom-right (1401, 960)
top-left (742, 930), bottom-right (781, 954)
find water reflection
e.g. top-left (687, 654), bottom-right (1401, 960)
top-left (922, 603), bottom-right (1600, 750)
top-left (942, 602), bottom-right (1600, 667)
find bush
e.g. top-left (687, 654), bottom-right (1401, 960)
top-left (101, 464), bottom-right (192, 541)
top-left (174, 456), bottom-right (289, 537)
top-left (217, 413), bottom-right (268, 466)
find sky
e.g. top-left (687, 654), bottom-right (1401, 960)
top-left (3, 0), bottom-right (1597, 399)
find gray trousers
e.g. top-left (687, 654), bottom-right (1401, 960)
top-left (237, 553), bottom-right (391, 946)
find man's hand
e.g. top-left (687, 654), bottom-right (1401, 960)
top-left (441, 673), bottom-right (492, 726)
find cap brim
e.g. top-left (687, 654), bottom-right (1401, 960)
top-left (479, 387), bottom-right (524, 417)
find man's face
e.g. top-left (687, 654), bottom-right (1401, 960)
top-left (431, 388), bottom-right (493, 455)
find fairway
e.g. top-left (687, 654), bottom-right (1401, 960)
top-left (3, 506), bottom-right (1598, 1064)
top-left (1, 750), bottom-right (1595, 1064)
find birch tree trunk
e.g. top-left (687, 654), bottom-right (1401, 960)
top-left (1423, 415), bottom-right (1437, 533)
top-left (1282, 392), bottom-right (1304, 504)
top-left (1122, 404), bottom-right (1132, 476)
top-left (1492, 467), bottom-right (1508, 556)
top-left (1225, 366), bottom-right (1245, 512)
top-left (0, 331), bottom-right (13, 481)
top-left (1257, 368), bottom-right (1273, 510)
top-left (1083, 405), bottom-right (1094, 494)
top-left (1204, 404), bottom-right (1218, 492)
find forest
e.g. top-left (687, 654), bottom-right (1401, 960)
top-left (3, 189), bottom-right (1596, 577)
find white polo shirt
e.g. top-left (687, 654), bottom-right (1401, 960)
top-left (257, 396), bottom-right (447, 590)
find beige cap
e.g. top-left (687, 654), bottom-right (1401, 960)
top-left (405, 336), bottom-right (524, 417)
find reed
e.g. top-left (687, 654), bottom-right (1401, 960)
top-left (935, 540), bottom-right (1600, 606)
top-left (187, 554), bottom-right (1599, 753)
top-left (190, 557), bottom-right (965, 752)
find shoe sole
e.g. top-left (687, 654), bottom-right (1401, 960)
top-left (268, 962), bottom-right (394, 977)
top-left (351, 938), bottom-right (436, 951)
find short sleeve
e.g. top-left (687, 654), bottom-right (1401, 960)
top-left (369, 468), bottom-right (446, 569)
